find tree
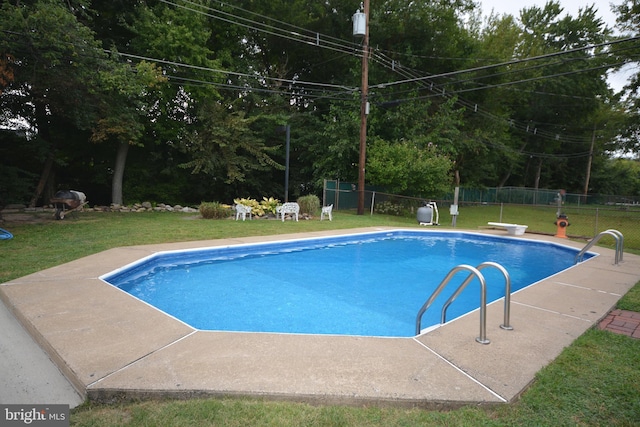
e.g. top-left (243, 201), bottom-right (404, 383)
top-left (366, 138), bottom-right (453, 197)
top-left (1, 0), bottom-right (632, 206)
top-left (612, 0), bottom-right (640, 155)
top-left (91, 0), bottom-right (222, 204)
top-left (312, 99), bottom-right (362, 183)
top-left (471, 2), bottom-right (615, 190)
top-left (454, 13), bottom-right (524, 187)
top-left (590, 157), bottom-right (640, 196)
top-left (0, 0), bottom-right (171, 206)
top-left (179, 101), bottom-right (281, 188)
top-left (361, 92), bottom-right (460, 196)
top-left (90, 58), bottom-right (167, 205)
top-left (0, 0), bottom-right (107, 206)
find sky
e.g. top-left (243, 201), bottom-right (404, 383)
top-left (479, 0), bottom-right (617, 27)
top-left (479, 0), bottom-right (633, 91)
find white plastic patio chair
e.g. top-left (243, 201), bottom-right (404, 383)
top-left (321, 204), bottom-right (333, 221)
top-left (235, 204), bottom-right (252, 221)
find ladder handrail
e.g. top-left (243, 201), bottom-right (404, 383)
top-left (575, 229), bottom-right (623, 265)
top-left (440, 262), bottom-right (512, 330)
top-left (605, 229), bottom-right (624, 263)
top-left (415, 265), bottom-right (490, 344)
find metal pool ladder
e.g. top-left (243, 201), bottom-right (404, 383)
top-left (575, 229), bottom-right (624, 265)
top-left (415, 262), bottom-right (512, 344)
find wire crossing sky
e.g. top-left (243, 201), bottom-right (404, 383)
top-left (111, 1), bottom-right (639, 158)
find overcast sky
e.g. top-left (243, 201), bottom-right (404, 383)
top-left (479, 0), bottom-right (617, 27)
top-left (478, 0), bottom-right (631, 91)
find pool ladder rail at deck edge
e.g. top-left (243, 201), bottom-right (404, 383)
top-left (575, 229), bottom-right (624, 265)
top-left (415, 262), bottom-right (512, 345)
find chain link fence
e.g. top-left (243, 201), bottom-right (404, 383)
top-left (322, 180), bottom-right (640, 251)
top-left (440, 186), bottom-right (640, 206)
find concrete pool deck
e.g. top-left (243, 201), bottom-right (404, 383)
top-left (1, 227), bottom-right (639, 408)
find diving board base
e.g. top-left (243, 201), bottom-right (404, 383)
top-left (487, 222), bottom-right (528, 236)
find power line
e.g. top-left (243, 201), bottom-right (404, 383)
top-left (106, 50), bottom-right (358, 93)
top-left (374, 36), bottom-right (640, 88)
top-left (177, 0), bottom-right (361, 51)
top-left (158, 0), bottom-right (362, 58)
top-left (153, 1), bottom-right (633, 148)
top-left (366, 40), bottom-right (639, 146)
top-left (164, 73), bottom-right (357, 100)
top-left (4, 3), bottom-right (632, 158)
top-left (1, 28), bottom-right (360, 102)
top-left (365, 56), bottom-right (607, 152)
top-left (374, 60), bottom-right (626, 103)
top-left (90, 8), bottom-right (640, 158)
top-left (156, 0), bottom-right (634, 122)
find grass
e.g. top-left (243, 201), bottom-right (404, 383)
top-left (1, 207), bottom-right (639, 426)
top-left (0, 210), bottom-right (417, 283)
top-left (454, 203), bottom-right (640, 251)
top-left (2, 203), bottom-right (638, 284)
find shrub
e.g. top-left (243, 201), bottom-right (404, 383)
top-left (260, 197), bottom-right (280, 215)
top-left (375, 201), bottom-right (404, 216)
top-left (234, 198), bottom-right (265, 216)
top-left (199, 202), bottom-right (232, 219)
top-left (297, 194), bottom-right (320, 215)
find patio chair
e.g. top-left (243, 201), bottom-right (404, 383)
top-left (235, 204), bottom-right (252, 221)
top-left (321, 204), bottom-right (333, 221)
top-left (277, 202), bottom-right (299, 222)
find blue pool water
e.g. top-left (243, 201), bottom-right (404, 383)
top-left (103, 230), bottom-right (594, 337)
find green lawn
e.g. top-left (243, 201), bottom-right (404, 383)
top-left (1, 208), bottom-right (639, 426)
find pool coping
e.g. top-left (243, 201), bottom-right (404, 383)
top-left (1, 227), bottom-right (639, 408)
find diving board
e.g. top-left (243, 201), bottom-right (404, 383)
top-left (487, 222), bottom-right (528, 236)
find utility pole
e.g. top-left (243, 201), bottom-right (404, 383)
top-left (357, 0), bottom-right (370, 215)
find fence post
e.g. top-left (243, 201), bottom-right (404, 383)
top-left (595, 208), bottom-right (599, 236)
top-left (451, 187), bottom-right (460, 227)
top-left (370, 191), bottom-right (375, 215)
top-left (323, 179), bottom-right (327, 207)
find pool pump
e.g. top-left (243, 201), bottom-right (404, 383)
top-left (417, 201), bottom-right (439, 226)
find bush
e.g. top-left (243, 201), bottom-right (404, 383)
top-left (375, 201), bottom-right (404, 216)
top-left (234, 198), bottom-right (265, 216)
top-left (199, 202), bottom-right (232, 219)
top-left (260, 197), bottom-right (280, 215)
top-left (297, 194), bottom-right (320, 215)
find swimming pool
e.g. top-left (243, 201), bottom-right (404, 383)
top-left (103, 230), bottom-right (593, 337)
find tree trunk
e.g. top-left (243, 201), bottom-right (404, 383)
top-left (29, 101), bottom-right (54, 208)
top-left (29, 153), bottom-right (54, 208)
top-left (583, 124), bottom-right (596, 201)
top-left (534, 158), bottom-right (542, 190)
top-left (497, 171), bottom-right (510, 188)
top-left (111, 141), bottom-right (129, 205)
top-left (498, 142), bottom-right (527, 188)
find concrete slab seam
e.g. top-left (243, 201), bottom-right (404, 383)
top-left (86, 330), bottom-right (199, 389)
top-left (411, 337), bottom-right (507, 402)
top-left (554, 281), bottom-right (622, 297)
top-left (512, 301), bottom-right (593, 323)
